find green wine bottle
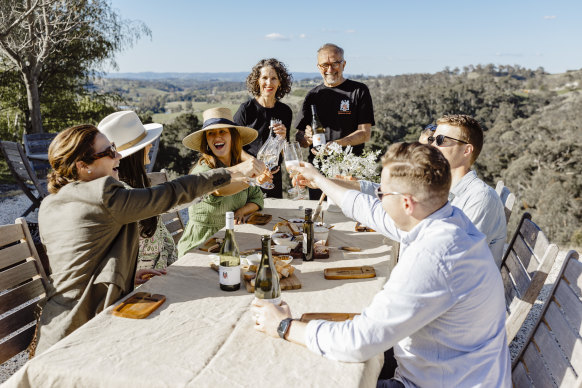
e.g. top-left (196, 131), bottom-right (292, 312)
top-left (254, 235), bottom-right (281, 304)
top-left (303, 208), bottom-right (314, 261)
top-left (219, 211), bottom-right (240, 291)
top-left (311, 105), bottom-right (326, 147)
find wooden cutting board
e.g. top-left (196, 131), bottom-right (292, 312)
top-left (324, 266), bottom-right (376, 280)
top-left (245, 274), bottom-right (301, 293)
top-left (246, 213), bottom-right (272, 225)
top-left (199, 237), bottom-right (221, 252)
top-left (300, 313), bottom-right (359, 322)
top-left (112, 292), bottom-right (166, 319)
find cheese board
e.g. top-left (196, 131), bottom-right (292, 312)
top-left (112, 292), bottom-right (166, 319)
top-left (300, 312), bottom-right (359, 322)
top-left (324, 266), bottom-right (376, 280)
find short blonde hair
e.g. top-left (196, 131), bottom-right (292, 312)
top-left (381, 142), bottom-right (451, 203)
top-left (436, 114), bottom-right (483, 164)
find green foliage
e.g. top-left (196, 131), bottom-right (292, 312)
top-left (153, 113), bottom-right (201, 175)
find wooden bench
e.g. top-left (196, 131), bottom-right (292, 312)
top-left (502, 212), bottom-right (559, 344)
top-left (145, 136), bottom-right (160, 173)
top-left (0, 218), bottom-right (50, 364)
top-left (147, 169), bottom-right (186, 244)
top-left (496, 180), bottom-right (516, 225)
top-left (22, 132), bottom-right (56, 179)
top-left (0, 141), bottom-right (49, 217)
top-left (511, 249), bottom-right (581, 387)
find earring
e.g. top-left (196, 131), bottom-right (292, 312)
top-left (88, 170), bottom-right (92, 174)
top-left (206, 145), bottom-right (211, 152)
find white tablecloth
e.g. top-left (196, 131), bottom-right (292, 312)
top-left (6, 199), bottom-right (395, 388)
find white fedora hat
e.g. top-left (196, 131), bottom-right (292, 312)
top-left (182, 107), bottom-right (257, 152)
top-left (98, 111), bottom-right (163, 158)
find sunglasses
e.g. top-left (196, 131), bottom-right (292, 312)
top-left (89, 143), bottom-right (117, 161)
top-left (427, 134), bottom-right (468, 146)
top-left (375, 185), bottom-right (406, 201)
top-left (317, 61), bottom-right (344, 70)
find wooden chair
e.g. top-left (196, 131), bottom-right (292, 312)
top-left (22, 132), bottom-right (56, 179)
top-left (147, 169), bottom-right (186, 244)
top-left (0, 141), bottom-right (49, 217)
top-left (511, 250), bottom-right (581, 387)
top-left (145, 136), bottom-right (160, 173)
top-left (495, 180), bottom-right (516, 225)
top-left (0, 218), bottom-right (50, 364)
top-left (502, 212), bottom-right (559, 344)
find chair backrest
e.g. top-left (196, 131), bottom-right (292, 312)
top-left (147, 169), bottom-right (185, 244)
top-left (0, 141), bottom-right (49, 217)
top-left (145, 136), bottom-right (160, 173)
top-left (495, 180), bottom-right (516, 225)
top-left (22, 132), bottom-right (56, 179)
top-left (511, 250), bottom-right (581, 387)
top-left (0, 218), bottom-right (50, 364)
top-left (502, 212), bottom-right (559, 344)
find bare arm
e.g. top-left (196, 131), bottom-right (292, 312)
top-left (233, 202), bottom-right (260, 224)
top-left (333, 123), bottom-right (371, 147)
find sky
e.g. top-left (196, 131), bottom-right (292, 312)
top-left (107, 0), bottom-right (582, 76)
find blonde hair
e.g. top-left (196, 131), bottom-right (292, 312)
top-left (436, 114), bottom-right (483, 164)
top-left (47, 125), bottom-right (100, 194)
top-left (381, 142), bottom-right (451, 203)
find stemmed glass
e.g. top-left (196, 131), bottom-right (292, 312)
top-left (283, 141), bottom-right (307, 200)
top-left (249, 122), bottom-right (283, 189)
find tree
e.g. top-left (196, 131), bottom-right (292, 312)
top-left (0, 0), bottom-right (149, 133)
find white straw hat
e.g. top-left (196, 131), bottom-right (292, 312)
top-left (98, 111), bottom-right (163, 158)
top-left (182, 107), bottom-right (257, 151)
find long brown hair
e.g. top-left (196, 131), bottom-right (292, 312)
top-left (195, 127), bottom-right (242, 170)
top-left (47, 124), bottom-right (100, 194)
top-left (117, 148), bottom-right (158, 238)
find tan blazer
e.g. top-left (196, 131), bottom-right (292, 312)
top-left (35, 169), bottom-right (230, 354)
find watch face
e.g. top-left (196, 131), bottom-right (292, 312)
top-left (278, 318), bottom-right (291, 338)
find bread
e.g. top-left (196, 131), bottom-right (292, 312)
top-left (273, 221), bottom-right (301, 236)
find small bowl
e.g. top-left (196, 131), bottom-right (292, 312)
top-left (274, 255), bottom-right (293, 265)
top-left (314, 226), bottom-right (329, 242)
top-left (273, 245), bottom-right (292, 254)
top-left (271, 232), bottom-right (299, 249)
top-left (245, 253), bottom-right (261, 266)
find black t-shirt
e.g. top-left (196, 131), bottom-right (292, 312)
top-left (234, 98), bottom-right (292, 199)
top-left (234, 98), bottom-right (292, 157)
top-left (295, 79), bottom-right (375, 156)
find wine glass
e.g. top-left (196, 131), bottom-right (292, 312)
top-left (283, 142), bottom-right (307, 200)
top-left (288, 141), bottom-right (308, 200)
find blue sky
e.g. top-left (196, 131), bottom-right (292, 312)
top-left (108, 0), bottom-right (582, 76)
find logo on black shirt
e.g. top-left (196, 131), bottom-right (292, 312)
top-left (339, 100), bottom-right (350, 113)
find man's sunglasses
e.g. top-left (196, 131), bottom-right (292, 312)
top-left (375, 185), bottom-right (406, 201)
top-left (427, 135), bottom-right (468, 146)
top-left (89, 143), bottom-right (117, 161)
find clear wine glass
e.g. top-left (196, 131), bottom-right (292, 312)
top-left (289, 141), bottom-right (307, 200)
top-left (283, 142), bottom-right (306, 200)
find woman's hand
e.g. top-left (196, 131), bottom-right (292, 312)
top-left (135, 268), bottom-right (167, 285)
top-left (233, 208), bottom-right (247, 224)
top-left (227, 158), bottom-right (266, 181)
top-left (251, 299), bottom-right (292, 338)
top-left (272, 123), bottom-right (287, 139)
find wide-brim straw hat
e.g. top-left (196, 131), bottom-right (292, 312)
top-left (182, 107), bottom-right (257, 152)
top-left (98, 111), bottom-right (163, 158)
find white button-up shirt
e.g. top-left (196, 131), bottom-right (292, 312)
top-left (449, 170), bottom-right (507, 267)
top-left (359, 170), bottom-right (507, 267)
top-left (305, 190), bottom-right (511, 388)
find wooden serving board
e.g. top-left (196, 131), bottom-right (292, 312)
top-left (300, 313), bottom-right (359, 322)
top-left (245, 273), bottom-right (301, 293)
top-left (355, 222), bottom-right (375, 232)
top-left (246, 213), bottom-right (272, 225)
top-left (324, 266), bottom-right (376, 280)
top-left (112, 292), bottom-right (166, 319)
top-left (199, 237), bottom-right (221, 252)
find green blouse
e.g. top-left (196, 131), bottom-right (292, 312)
top-left (177, 163), bottom-right (264, 256)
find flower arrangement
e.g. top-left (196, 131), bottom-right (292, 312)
top-left (312, 143), bottom-right (381, 183)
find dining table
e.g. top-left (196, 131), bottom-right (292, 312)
top-left (5, 198), bottom-right (397, 388)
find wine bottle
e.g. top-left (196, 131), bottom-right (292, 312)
top-left (219, 211), bottom-right (241, 291)
top-left (311, 105), bottom-right (326, 147)
top-left (303, 208), bottom-right (314, 261)
top-left (254, 235), bottom-right (281, 304)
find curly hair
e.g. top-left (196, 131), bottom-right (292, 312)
top-left (381, 142), bottom-right (451, 204)
top-left (47, 124), bottom-right (100, 194)
top-left (437, 114), bottom-right (484, 164)
top-left (246, 58), bottom-right (292, 100)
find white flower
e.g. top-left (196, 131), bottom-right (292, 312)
top-left (313, 144), bottom-right (381, 182)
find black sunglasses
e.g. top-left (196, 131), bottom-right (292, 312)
top-left (427, 134), bottom-right (468, 146)
top-left (89, 143), bottom-right (117, 161)
top-left (375, 185), bottom-right (406, 201)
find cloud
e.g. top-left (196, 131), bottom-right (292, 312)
top-left (299, 33), bottom-right (307, 39)
top-left (544, 15), bottom-right (556, 19)
top-left (265, 33), bottom-right (289, 41)
top-left (346, 29), bottom-right (356, 33)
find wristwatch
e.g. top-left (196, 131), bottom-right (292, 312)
top-left (277, 318), bottom-right (294, 339)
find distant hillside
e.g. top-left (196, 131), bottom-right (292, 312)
top-left (104, 72), bottom-right (324, 82)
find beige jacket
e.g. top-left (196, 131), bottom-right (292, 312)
top-left (35, 169), bottom-right (230, 354)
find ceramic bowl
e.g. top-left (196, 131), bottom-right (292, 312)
top-left (273, 245), bottom-right (292, 254)
top-left (245, 253), bottom-right (261, 266)
top-left (271, 232), bottom-right (299, 249)
top-left (274, 255), bottom-right (293, 265)
top-left (314, 226), bottom-right (329, 242)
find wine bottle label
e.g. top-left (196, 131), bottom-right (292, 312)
top-left (312, 133), bottom-right (326, 147)
top-left (253, 296), bottom-right (281, 306)
top-left (219, 265), bottom-right (240, 286)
